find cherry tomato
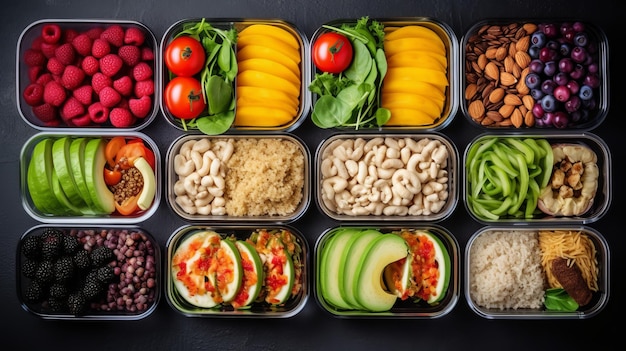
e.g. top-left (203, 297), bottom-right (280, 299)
top-left (312, 32), bottom-right (353, 74)
top-left (164, 76), bottom-right (207, 120)
top-left (164, 35), bottom-right (206, 77)
top-left (104, 168), bottom-right (122, 186)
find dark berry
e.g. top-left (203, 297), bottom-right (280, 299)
top-left (566, 80), bottom-right (580, 95)
top-left (96, 265), bottom-right (116, 284)
top-left (90, 246), bottom-right (114, 267)
top-left (553, 111), bottom-right (569, 128)
top-left (543, 61), bottom-right (557, 76)
top-left (541, 94), bottom-right (557, 112)
top-left (565, 95), bottom-right (582, 112)
top-left (62, 234), bottom-right (80, 254)
top-left (48, 283), bottom-right (69, 300)
top-left (531, 88), bottom-right (545, 100)
top-left (558, 58), bottom-right (574, 73)
top-left (541, 80), bottom-right (556, 95)
top-left (73, 249), bottom-right (91, 272)
top-left (570, 46), bottom-right (587, 63)
top-left (22, 258), bottom-right (39, 278)
top-left (553, 85), bottom-right (571, 102)
top-left (82, 279), bottom-right (104, 300)
top-left (525, 73), bottom-right (541, 89)
top-left (24, 280), bottom-right (46, 303)
top-left (35, 260), bottom-right (55, 284)
top-left (54, 256), bottom-right (75, 283)
top-left (554, 72), bottom-right (569, 86)
top-left (574, 32), bottom-right (588, 47)
top-left (584, 73), bottom-right (600, 89)
top-left (46, 298), bottom-right (67, 313)
top-left (21, 235), bottom-right (42, 259)
top-left (531, 32), bottom-right (547, 47)
top-left (542, 23), bottom-right (559, 38)
top-left (569, 64), bottom-right (586, 80)
top-left (67, 291), bottom-right (88, 316)
top-left (559, 43), bottom-right (572, 57)
top-left (579, 85), bottom-right (594, 100)
top-left (528, 45), bottom-right (541, 59)
top-left (529, 59), bottom-right (544, 74)
top-left (532, 102), bottom-right (545, 118)
top-left (41, 229), bottom-right (63, 260)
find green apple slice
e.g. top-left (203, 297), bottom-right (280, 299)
top-left (341, 229), bottom-right (382, 309)
top-left (171, 230), bottom-right (222, 308)
top-left (319, 228), bottom-right (359, 310)
top-left (232, 240), bottom-right (264, 308)
top-left (52, 136), bottom-right (88, 212)
top-left (27, 138), bottom-right (65, 215)
top-left (355, 234), bottom-right (408, 312)
top-left (83, 138), bottom-right (115, 214)
top-left (69, 137), bottom-right (96, 213)
top-left (216, 238), bottom-right (243, 303)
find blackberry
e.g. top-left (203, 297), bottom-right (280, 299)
top-left (46, 297), bottom-right (67, 313)
top-left (82, 279), bottom-right (104, 300)
top-left (21, 235), bottom-right (42, 260)
top-left (48, 283), bottom-right (69, 300)
top-left (24, 280), bottom-right (46, 303)
top-left (21, 258), bottom-right (39, 279)
top-left (90, 246), bottom-right (114, 267)
top-left (35, 260), bottom-right (55, 284)
top-left (62, 234), bottom-right (80, 254)
top-left (41, 229), bottom-right (63, 260)
top-left (67, 291), bottom-right (87, 316)
top-left (73, 249), bottom-right (91, 272)
top-left (96, 265), bottom-right (116, 284)
top-left (53, 256), bottom-right (75, 283)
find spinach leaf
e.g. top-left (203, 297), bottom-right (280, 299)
top-left (544, 288), bottom-right (579, 312)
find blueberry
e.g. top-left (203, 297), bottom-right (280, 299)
top-left (528, 45), bottom-right (541, 59)
top-left (554, 72), bottom-right (569, 86)
top-left (542, 23), bottom-right (559, 38)
top-left (543, 61), bottom-right (557, 76)
top-left (531, 31), bottom-right (547, 47)
top-left (572, 21), bottom-right (586, 33)
top-left (579, 85), bottom-right (594, 100)
top-left (569, 64), bottom-right (586, 80)
top-left (571, 46), bottom-right (587, 63)
top-left (525, 73), bottom-right (541, 89)
top-left (558, 58), bottom-right (574, 73)
top-left (541, 79), bottom-right (556, 95)
top-left (541, 94), bottom-right (557, 112)
top-left (559, 43), bottom-right (572, 57)
top-left (531, 88), bottom-right (545, 100)
top-left (574, 32), bottom-right (588, 47)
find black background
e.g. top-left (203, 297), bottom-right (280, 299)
top-left (1, 0), bottom-right (621, 350)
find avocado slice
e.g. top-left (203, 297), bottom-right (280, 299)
top-left (83, 138), bottom-right (115, 214)
top-left (339, 229), bottom-right (382, 310)
top-left (27, 138), bottom-right (65, 215)
top-left (319, 228), bottom-right (359, 310)
top-left (216, 238), bottom-right (243, 303)
top-left (52, 136), bottom-right (87, 211)
top-left (421, 231), bottom-right (451, 304)
top-left (233, 240), bottom-right (264, 308)
top-left (69, 137), bottom-right (96, 213)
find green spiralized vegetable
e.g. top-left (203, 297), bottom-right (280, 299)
top-left (466, 136), bottom-right (553, 220)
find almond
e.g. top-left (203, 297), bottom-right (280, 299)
top-left (524, 110), bottom-right (535, 127)
top-left (486, 110), bottom-right (503, 122)
top-left (468, 100), bottom-right (485, 120)
top-left (498, 104), bottom-right (515, 118)
top-left (515, 51), bottom-right (531, 69)
top-left (510, 108), bottom-right (524, 128)
top-left (489, 87), bottom-right (505, 103)
top-left (484, 62), bottom-right (500, 81)
top-left (523, 23), bottom-right (538, 34)
top-left (485, 47), bottom-right (498, 59)
top-left (508, 41), bottom-right (517, 58)
top-left (504, 94), bottom-right (522, 106)
top-left (504, 56), bottom-right (515, 73)
top-left (478, 54), bottom-right (488, 70)
top-left (500, 72), bottom-right (518, 86)
top-left (495, 46), bottom-right (508, 61)
top-left (515, 35), bottom-right (530, 52)
top-left (465, 83), bottom-right (479, 100)
top-left (522, 95), bottom-right (535, 110)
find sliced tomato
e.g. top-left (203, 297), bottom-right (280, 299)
top-left (115, 194), bottom-right (139, 216)
top-left (104, 168), bottom-right (122, 186)
top-left (105, 136), bottom-right (127, 168)
top-left (116, 142), bottom-right (155, 170)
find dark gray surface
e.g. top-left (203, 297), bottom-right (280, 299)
top-left (1, 0), bottom-right (621, 349)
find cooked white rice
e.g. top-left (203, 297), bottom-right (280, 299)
top-left (469, 230), bottom-right (546, 310)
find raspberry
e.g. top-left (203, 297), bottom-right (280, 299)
top-left (54, 43), bottom-right (76, 65)
top-left (35, 73), bottom-right (54, 86)
top-left (40, 42), bottom-right (58, 59)
top-left (71, 113), bottom-right (92, 127)
top-left (91, 38), bottom-right (111, 59)
top-left (44, 119), bottom-right (61, 127)
top-left (41, 24), bottom-right (62, 44)
top-left (140, 46), bottom-right (154, 61)
top-left (81, 55), bottom-right (100, 76)
top-left (99, 54), bottom-right (123, 77)
top-left (100, 25), bottom-right (125, 47)
top-left (43, 80), bottom-right (67, 107)
top-left (109, 107), bottom-right (135, 127)
top-left (63, 29), bottom-right (79, 43)
top-left (134, 80), bottom-right (154, 98)
top-left (72, 85), bottom-right (94, 105)
top-left (46, 57), bottom-right (65, 76)
top-left (32, 103), bottom-right (58, 122)
top-left (98, 86), bottom-right (122, 108)
top-left (23, 48), bottom-right (46, 67)
top-left (91, 72), bottom-right (112, 94)
top-left (61, 65), bottom-right (85, 90)
top-left (124, 27), bottom-right (146, 46)
top-left (60, 96), bottom-right (85, 121)
top-left (118, 45), bottom-right (141, 67)
top-left (28, 66), bottom-right (43, 83)
top-left (129, 95), bottom-right (152, 118)
top-left (113, 75), bottom-right (133, 96)
top-left (31, 36), bottom-right (44, 51)
top-left (85, 27), bottom-right (104, 40)
top-left (23, 83), bottom-right (44, 106)
top-left (132, 62), bottom-right (153, 81)
top-left (88, 102), bottom-right (110, 124)
top-left (71, 33), bottom-right (93, 56)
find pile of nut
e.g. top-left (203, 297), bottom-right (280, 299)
top-left (464, 22), bottom-right (537, 127)
top-left (319, 136), bottom-right (450, 216)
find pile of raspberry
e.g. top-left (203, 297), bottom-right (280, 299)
top-left (22, 23), bottom-right (155, 127)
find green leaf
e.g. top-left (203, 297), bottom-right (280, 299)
top-left (344, 39), bottom-right (372, 83)
top-left (544, 288), bottom-right (579, 311)
top-left (196, 111), bottom-right (235, 135)
top-left (206, 75), bottom-right (233, 115)
top-left (311, 95), bottom-right (351, 128)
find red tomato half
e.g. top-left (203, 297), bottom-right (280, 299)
top-left (164, 35), bottom-right (206, 77)
top-left (164, 76), bottom-right (207, 120)
top-left (312, 32), bottom-right (354, 74)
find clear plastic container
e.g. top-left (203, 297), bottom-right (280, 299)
top-left (16, 19), bottom-right (159, 131)
top-left (463, 132), bottom-right (611, 224)
top-left (165, 224), bottom-right (308, 318)
top-left (17, 224), bottom-right (161, 320)
top-left (460, 19), bottom-right (609, 131)
top-left (465, 226), bottom-right (609, 319)
top-left (314, 224), bottom-right (459, 318)
top-left (309, 17), bottom-right (459, 131)
top-left (315, 133), bottom-right (458, 222)
top-left (166, 133), bottom-right (310, 222)
top-left (159, 18), bottom-right (310, 133)
top-left (20, 131), bottom-right (161, 224)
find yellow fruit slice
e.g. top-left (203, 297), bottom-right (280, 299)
top-left (385, 25), bottom-right (444, 46)
top-left (234, 105), bottom-right (294, 127)
top-left (386, 50), bottom-right (447, 71)
top-left (238, 58), bottom-right (300, 87)
top-left (237, 34), bottom-right (301, 64)
top-left (237, 70), bottom-right (301, 98)
top-left (384, 37), bottom-right (446, 58)
top-left (239, 24), bottom-right (300, 50)
top-left (236, 86), bottom-right (299, 110)
top-left (386, 107), bottom-right (436, 126)
top-left (381, 79), bottom-right (446, 103)
top-left (237, 45), bottom-right (300, 76)
top-left (385, 67), bottom-right (449, 92)
top-left (237, 96), bottom-right (298, 116)
top-left (381, 92), bottom-right (443, 119)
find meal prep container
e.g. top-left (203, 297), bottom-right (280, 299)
top-left (465, 226), bottom-right (609, 319)
top-left (20, 131), bottom-right (161, 224)
top-left (17, 224), bottom-right (161, 320)
top-left (165, 224), bottom-right (309, 318)
top-left (460, 19), bottom-right (609, 131)
top-left (309, 17), bottom-right (459, 132)
top-left (16, 19), bottom-right (159, 131)
top-left (166, 133), bottom-right (310, 222)
top-left (159, 18), bottom-right (310, 133)
top-left (315, 133), bottom-right (458, 222)
top-left (463, 132), bottom-right (611, 225)
top-left (314, 224), bottom-right (459, 318)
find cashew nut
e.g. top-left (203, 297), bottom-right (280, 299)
top-left (174, 154), bottom-right (195, 177)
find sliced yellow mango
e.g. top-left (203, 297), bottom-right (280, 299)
top-left (237, 34), bottom-right (301, 64)
top-left (385, 67), bottom-right (449, 92)
top-left (236, 70), bottom-right (301, 97)
top-left (236, 86), bottom-right (299, 110)
top-left (234, 105), bottom-right (294, 127)
top-left (386, 107), bottom-right (436, 126)
top-left (237, 45), bottom-right (300, 76)
top-left (384, 37), bottom-right (446, 58)
top-left (239, 24), bottom-right (300, 50)
top-left (237, 96), bottom-right (298, 116)
top-left (238, 58), bottom-right (300, 87)
top-left (384, 25), bottom-right (444, 46)
top-left (386, 50), bottom-right (447, 71)
top-left (381, 92), bottom-right (443, 119)
top-left (381, 79), bottom-right (446, 103)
